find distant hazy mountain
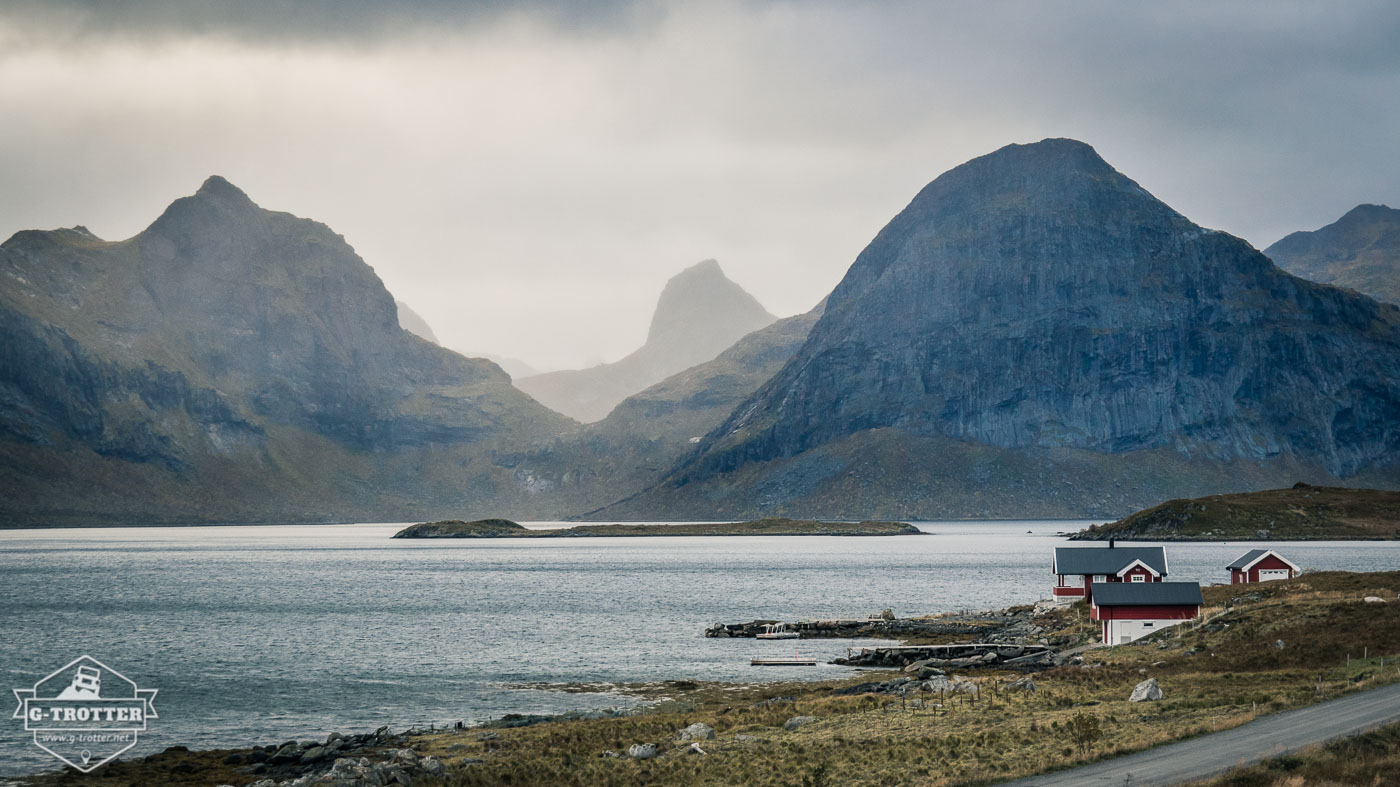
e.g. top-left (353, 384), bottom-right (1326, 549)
top-left (505, 302), bottom-right (823, 514)
top-left (395, 299), bottom-right (440, 344)
top-left (515, 259), bottom-right (776, 422)
top-left (1265, 204), bottom-right (1400, 304)
top-left (0, 177), bottom-right (571, 526)
top-left (597, 139), bottom-right (1400, 520)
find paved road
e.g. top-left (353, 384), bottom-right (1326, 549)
top-left (1002, 681), bottom-right (1400, 786)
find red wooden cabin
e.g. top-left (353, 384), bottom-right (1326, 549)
top-left (1227, 549), bottom-right (1300, 584)
top-left (1090, 581), bottom-right (1204, 644)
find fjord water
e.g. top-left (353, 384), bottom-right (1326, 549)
top-left (3, 522), bottom-right (1398, 775)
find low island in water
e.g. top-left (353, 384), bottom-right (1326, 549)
top-left (393, 517), bottom-right (922, 538)
top-left (1073, 483), bottom-right (1400, 541)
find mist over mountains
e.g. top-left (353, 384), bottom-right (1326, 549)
top-left (4, 140), bottom-right (1399, 527)
top-left (516, 259), bottom-right (776, 422)
top-left (0, 177), bottom-right (569, 525)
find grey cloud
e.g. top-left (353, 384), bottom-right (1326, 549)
top-left (0, 0), bottom-right (661, 46)
top-left (0, 0), bottom-right (1397, 369)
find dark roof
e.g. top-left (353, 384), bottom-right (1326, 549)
top-left (1226, 549), bottom-right (1270, 570)
top-left (1053, 546), bottom-right (1168, 576)
top-left (1092, 582), bottom-right (1204, 607)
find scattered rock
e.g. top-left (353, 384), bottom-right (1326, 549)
top-left (600, 750), bottom-right (622, 758)
top-left (1273, 639), bottom-right (1286, 650)
top-left (1003, 676), bottom-right (1036, 692)
top-left (749, 696), bottom-right (794, 709)
top-left (628, 743), bottom-right (657, 759)
top-left (1364, 596), bottom-right (1387, 603)
top-left (1130, 678), bottom-right (1163, 702)
top-left (734, 734), bottom-right (761, 742)
top-left (685, 742), bottom-right (707, 755)
top-left (783, 716), bottom-right (817, 731)
top-left (677, 723), bottom-right (714, 741)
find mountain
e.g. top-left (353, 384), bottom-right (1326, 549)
top-left (1265, 204), bottom-right (1400, 304)
top-left (515, 259), bottom-right (776, 422)
top-left (596, 139), bottom-right (1400, 520)
top-left (395, 299), bottom-right (440, 343)
top-left (507, 302), bottom-right (823, 513)
top-left (0, 177), bottom-right (572, 526)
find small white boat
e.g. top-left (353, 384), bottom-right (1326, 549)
top-left (755, 623), bottom-right (800, 640)
top-left (751, 650), bottom-right (818, 666)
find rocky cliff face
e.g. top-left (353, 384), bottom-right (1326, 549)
top-left (0, 177), bottom-right (570, 526)
top-left (515, 259), bottom-right (776, 422)
top-left (1266, 204), bottom-right (1400, 304)
top-left (600, 139), bottom-right (1400, 519)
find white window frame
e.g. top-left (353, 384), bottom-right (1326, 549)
top-left (1092, 575), bottom-right (1106, 583)
top-left (1130, 574), bottom-right (1146, 583)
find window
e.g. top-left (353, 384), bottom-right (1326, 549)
top-left (1142, 622), bottom-right (1154, 628)
top-left (1130, 574), bottom-right (1145, 583)
top-left (1092, 575), bottom-right (1106, 583)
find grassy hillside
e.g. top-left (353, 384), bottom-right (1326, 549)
top-left (1074, 484), bottom-right (1400, 541)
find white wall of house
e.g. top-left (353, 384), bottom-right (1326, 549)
top-left (1104, 616), bottom-right (1189, 644)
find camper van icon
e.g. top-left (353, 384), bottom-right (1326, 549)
top-left (12, 655), bottom-right (158, 773)
top-left (56, 666), bottom-right (102, 700)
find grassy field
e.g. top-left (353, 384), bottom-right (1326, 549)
top-left (27, 571), bottom-right (1400, 786)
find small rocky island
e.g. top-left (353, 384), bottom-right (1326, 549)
top-left (393, 517), bottom-right (922, 538)
top-left (1073, 483), bottom-right (1400, 541)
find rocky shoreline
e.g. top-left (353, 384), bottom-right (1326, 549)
top-left (705, 602), bottom-right (1068, 646)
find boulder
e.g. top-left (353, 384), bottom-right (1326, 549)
top-left (783, 716), bottom-right (817, 731)
top-left (1130, 678), bottom-right (1163, 702)
top-left (1004, 676), bottom-right (1037, 692)
top-left (677, 723), bottom-right (715, 741)
top-left (1364, 596), bottom-right (1387, 603)
top-left (628, 743), bottom-right (657, 759)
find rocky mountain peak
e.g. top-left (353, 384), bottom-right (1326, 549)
top-left (195, 175), bottom-right (253, 202)
top-left (646, 259), bottom-right (773, 346)
top-left (1266, 203), bottom-right (1400, 304)
top-left (632, 141), bottom-right (1400, 518)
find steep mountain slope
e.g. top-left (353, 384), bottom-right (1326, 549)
top-left (1266, 204), bottom-right (1400, 304)
top-left (515, 259), bottom-right (776, 422)
top-left (395, 299), bottom-right (440, 344)
top-left (597, 139), bottom-right (1400, 520)
top-left (0, 177), bottom-right (571, 526)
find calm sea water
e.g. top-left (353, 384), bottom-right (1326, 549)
top-left (2, 520), bottom-right (1397, 775)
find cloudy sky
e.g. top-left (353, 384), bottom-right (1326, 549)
top-left (2, 1), bottom-right (1398, 371)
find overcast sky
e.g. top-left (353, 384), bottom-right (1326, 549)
top-left (2, 1), bottom-right (1398, 371)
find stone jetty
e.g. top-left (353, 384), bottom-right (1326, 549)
top-left (832, 643), bottom-right (1056, 670)
top-left (706, 605), bottom-right (1052, 643)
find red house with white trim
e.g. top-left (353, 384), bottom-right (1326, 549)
top-left (1090, 581), bottom-right (1204, 644)
top-left (1227, 549), bottom-right (1300, 584)
top-left (1051, 544), bottom-right (1169, 603)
